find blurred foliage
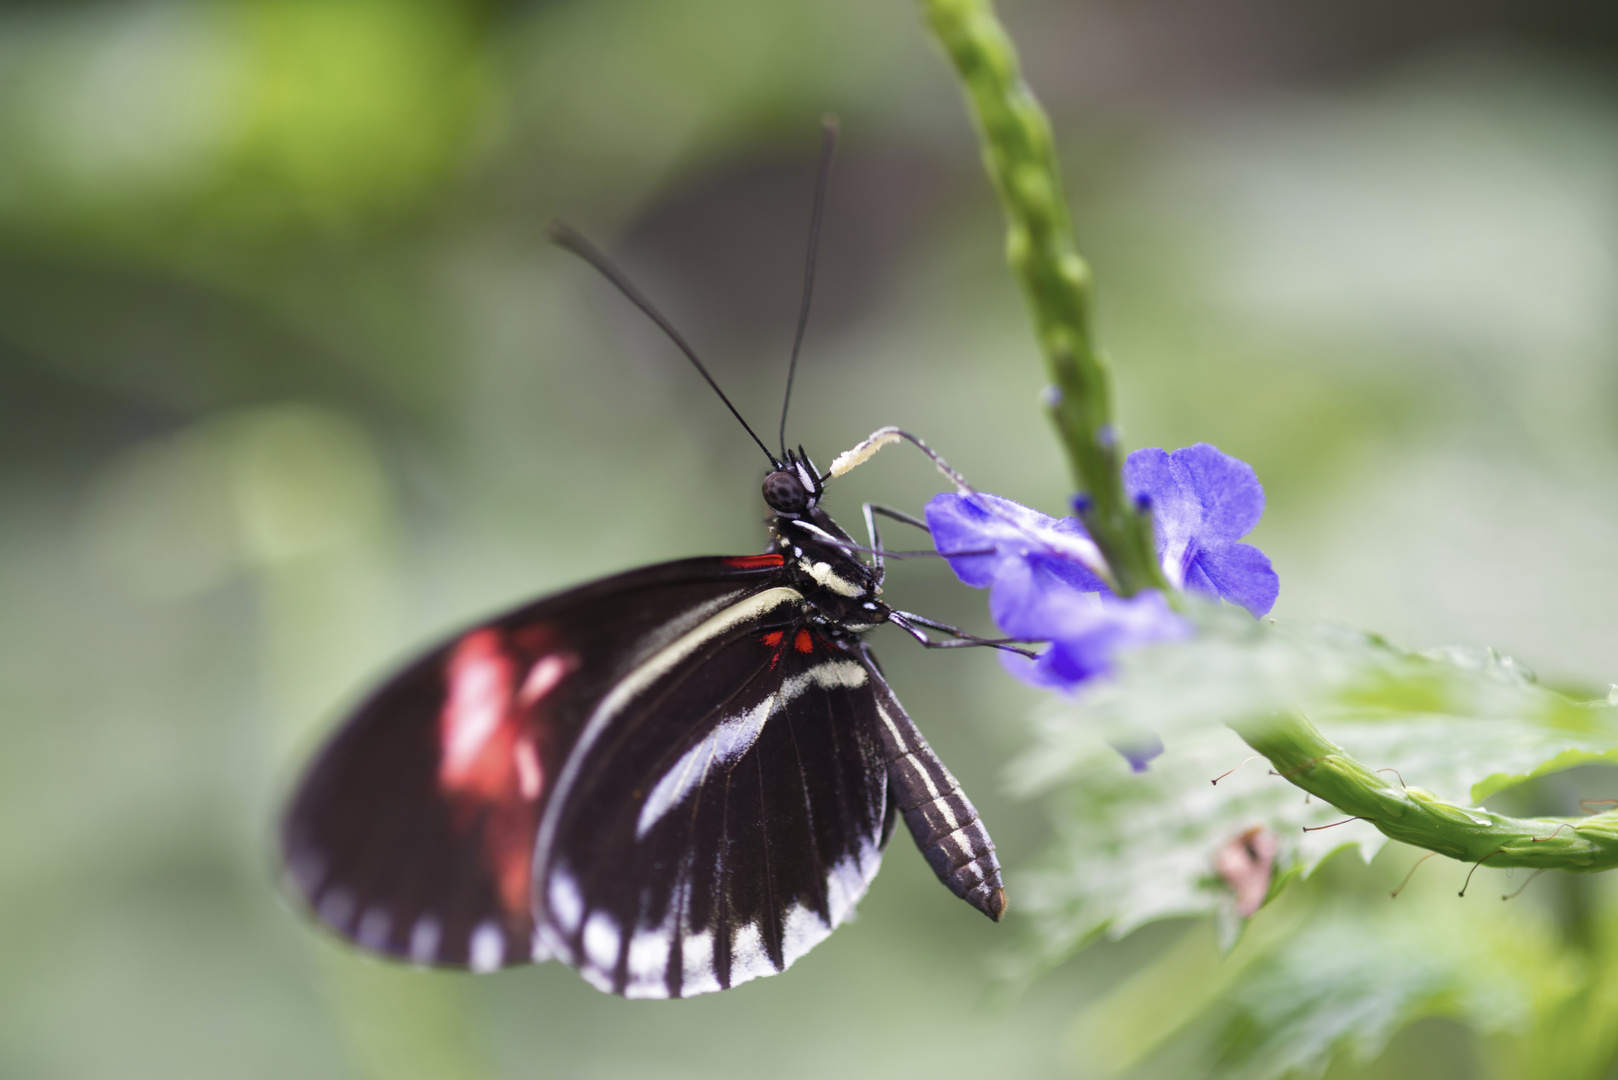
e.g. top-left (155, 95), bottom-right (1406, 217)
top-left (2, 0), bottom-right (1617, 1078)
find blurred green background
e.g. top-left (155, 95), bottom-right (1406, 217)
top-left (2, 1), bottom-right (1616, 1077)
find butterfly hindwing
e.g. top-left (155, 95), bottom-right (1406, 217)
top-left (279, 556), bottom-right (796, 972)
top-left (533, 625), bottom-right (897, 998)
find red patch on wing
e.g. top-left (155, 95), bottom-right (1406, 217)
top-left (761, 630), bottom-right (785, 648)
top-left (794, 629), bottom-right (814, 654)
top-left (723, 553), bottom-right (786, 570)
top-left (437, 628), bottom-right (574, 919)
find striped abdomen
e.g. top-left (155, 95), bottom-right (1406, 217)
top-left (867, 670), bottom-right (1006, 921)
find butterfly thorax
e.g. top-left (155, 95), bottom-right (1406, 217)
top-left (768, 507), bottom-right (887, 635)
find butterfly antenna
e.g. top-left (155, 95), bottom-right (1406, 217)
top-left (778, 114), bottom-right (839, 459)
top-left (547, 219), bottom-right (780, 467)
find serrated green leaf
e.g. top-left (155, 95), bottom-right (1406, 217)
top-left (1008, 609), bottom-right (1618, 970)
top-left (1013, 717), bottom-right (1384, 968)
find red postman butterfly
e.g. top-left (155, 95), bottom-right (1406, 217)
top-left (279, 121), bottom-right (1020, 998)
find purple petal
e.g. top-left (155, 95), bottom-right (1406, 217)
top-left (1182, 557), bottom-right (1219, 599)
top-left (1172, 444), bottom-right (1265, 543)
top-left (1193, 542), bottom-right (1279, 617)
top-left (1124, 448), bottom-right (1201, 555)
top-left (926, 492), bottom-right (1109, 600)
top-left (925, 492), bottom-right (1007, 588)
top-left (1000, 591), bottom-right (1192, 692)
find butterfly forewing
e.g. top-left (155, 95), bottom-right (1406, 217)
top-left (279, 556), bottom-right (796, 972)
top-left (533, 624), bottom-right (896, 998)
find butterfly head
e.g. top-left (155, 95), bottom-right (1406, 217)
top-left (762, 450), bottom-right (824, 519)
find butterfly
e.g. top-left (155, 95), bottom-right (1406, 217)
top-left (279, 120), bottom-right (1025, 998)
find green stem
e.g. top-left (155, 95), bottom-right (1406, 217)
top-left (1234, 711), bottom-right (1618, 873)
top-left (919, 0), bottom-right (1167, 596)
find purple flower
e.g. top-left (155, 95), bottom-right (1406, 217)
top-left (926, 492), bottom-right (1108, 633)
top-left (1125, 444), bottom-right (1278, 618)
top-left (925, 443), bottom-right (1277, 695)
top-left (999, 589), bottom-right (1192, 689)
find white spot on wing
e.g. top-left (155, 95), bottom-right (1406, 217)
top-left (548, 870), bottom-right (584, 934)
top-left (825, 839), bottom-right (884, 926)
top-left (781, 903), bottom-right (829, 967)
top-left (577, 961), bottom-right (614, 993)
top-left (317, 887), bottom-right (355, 930)
top-left (285, 850), bottom-right (325, 895)
top-left (729, 922), bottom-right (776, 987)
top-left (518, 654), bottom-right (570, 705)
top-left (439, 631), bottom-right (512, 784)
top-left (583, 911), bottom-right (622, 972)
top-left (779, 660), bottom-right (866, 699)
top-left (409, 916), bottom-right (442, 965)
top-left (636, 660), bottom-right (869, 840)
top-left (356, 907), bottom-right (392, 950)
top-left (637, 697), bottom-right (775, 839)
top-left (624, 915), bottom-right (675, 1000)
top-left (536, 589), bottom-right (805, 889)
top-left (681, 929), bottom-right (720, 997)
top-left (514, 739), bottom-right (542, 800)
top-left (469, 921), bottom-right (505, 973)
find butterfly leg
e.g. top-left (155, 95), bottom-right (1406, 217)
top-left (864, 502), bottom-right (932, 535)
top-left (886, 610), bottom-right (1039, 659)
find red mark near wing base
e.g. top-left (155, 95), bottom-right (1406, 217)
top-left (794, 629), bottom-right (813, 654)
top-left (724, 553), bottom-right (786, 570)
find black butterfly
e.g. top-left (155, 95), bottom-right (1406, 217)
top-left (279, 121), bottom-right (1023, 998)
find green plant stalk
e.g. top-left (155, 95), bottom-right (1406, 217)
top-left (918, 0), bottom-right (1618, 875)
top-left (1235, 711), bottom-right (1618, 873)
top-left (920, 0), bottom-right (1167, 596)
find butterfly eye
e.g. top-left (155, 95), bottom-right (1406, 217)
top-left (762, 469), bottom-right (811, 515)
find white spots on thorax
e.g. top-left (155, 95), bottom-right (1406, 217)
top-left (469, 921), bottom-right (505, 973)
top-left (531, 927), bottom-right (552, 962)
top-left (801, 559), bottom-right (867, 598)
top-left (409, 916), bottom-right (442, 965)
top-left (792, 460), bottom-right (818, 496)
